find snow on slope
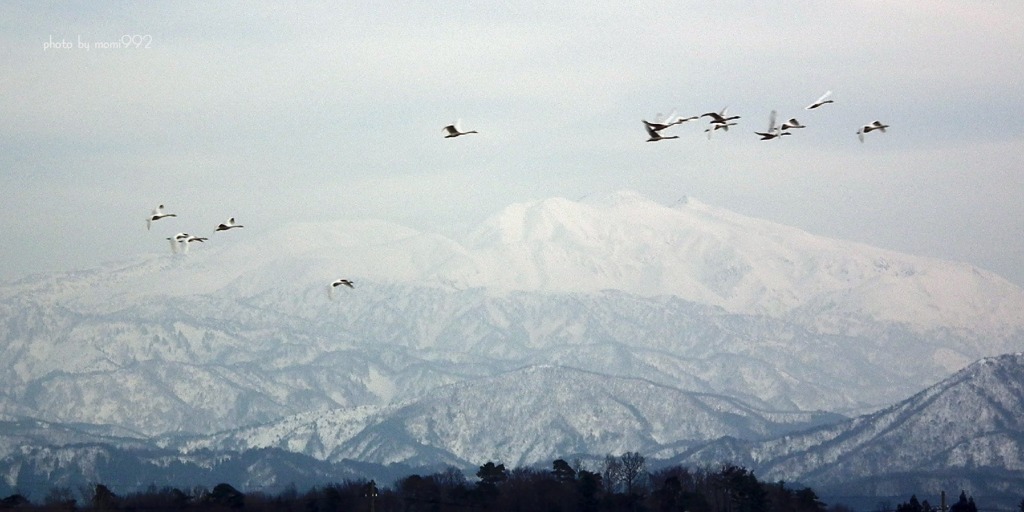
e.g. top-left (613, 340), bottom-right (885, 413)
top-left (439, 191), bottom-right (1024, 332)
top-left (4, 190), bottom-right (1020, 334)
top-left (166, 405), bottom-right (385, 460)
top-left (1, 190), bottom-right (1023, 439)
top-left (181, 365), bottom-right (842, 468)
top-left (0, 218), bottom-right (462, 311)
top-left (675, 352), bottom-right (1024, 496)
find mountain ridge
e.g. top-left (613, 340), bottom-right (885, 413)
top-left (2, 191), bottom-right (1023, 486)
top-left (453, 192), bottom-right (1024, 327)
top-left (669, 352), bottom-right (1024, 503)
top-left (6, 191), bottom-right (1021, 332)
top-left (5, 353), bottom-right (1024, 507)
top-left (164, 365), bottom-right (842, 468)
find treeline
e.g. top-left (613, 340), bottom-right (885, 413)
top-left (0, 454), bottom-right (874, 512)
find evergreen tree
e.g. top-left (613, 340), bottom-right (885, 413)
top-left (90, 485), bottom-right (118, 512)
top-left (0, 494), bottom-right (29, 509)
top-left (896, 495), bottom-right (924, 512)
top-left (719, 465), bottom-right (767, 512)
top-left (552, 459), bottom-right (576, 483)
top-left (651, 475), bottom-right (682, 512)
top-left (949, 491), bottom-right (977, 512)
top-left (474, 461), bottom-right (507, 506)
top-left (796, 487), bottom-right (827, 512)
top-left (476, 461), bottom-right (507, 490)
top-left (396, 475), bottom-right (440, 512)
top-left (206, 483), bottom-right (245, 509)
top-left (576, 470), bottom-right (602, 512)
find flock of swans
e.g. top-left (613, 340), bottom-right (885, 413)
top-left (147, 205), bottom-right (243, 254)
top-left (148, 89), bottom-right (888, 300)
top-left (147, 205), bottom-right (356, 299)
top-left (638, 91), bottom-right (888, 143)
top-left (447, 91), bottom-right (888, 144)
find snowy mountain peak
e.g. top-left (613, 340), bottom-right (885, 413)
top-left (579, 190), bottom-right (661, 208)
top-left (441, 191), bottom-right (1024, 330)
top-left (2, 190), bottom-right (1020, 335)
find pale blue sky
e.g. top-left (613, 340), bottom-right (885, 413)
top-left (2, 2), bottom-right (1023, 285)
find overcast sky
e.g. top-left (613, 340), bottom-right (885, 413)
top-left (2, 2), bottom-right (1023, 286)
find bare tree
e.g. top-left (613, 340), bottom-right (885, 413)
top-left (572, 457), bottom-right (586, 477)
top-left (602, 454), bottom-right (623, 493)
top-left (620, 451), bottom-right (647, 495)
top-left (434, 466), bottom-right (467, 489)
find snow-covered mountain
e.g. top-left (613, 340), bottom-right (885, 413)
top-left (9, 191), bottom-right (1019, 328)
top-left (1, 191), bottom-right (1023, 465)
top-left (5, 353), bottom-right (1024, 506)
top-left (166, 365), bottom-right (843, 468)
top-left (450, 192), bottom-right (1024, 330)
top-left (674, 352), bottom-right (1024, 504)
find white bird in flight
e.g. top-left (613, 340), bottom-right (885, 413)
top-left (443, 119), bottom-right (478, 138)
top-left (805, 90), bottom-right (834, 110)
top-left (857, 121), bottom-right (889, 142)
top-left (704, 122), bottom-right (736, 139)
top-left (166, 232), bottom-right (190, 254)
top-left (147, 205), bottom-right (177, 231)
top-left (754, 110), bottom-right (791, 140)
top-left (643, 110), bottom-right (698, 132)
top-left (644, 122), bottom-right (679, 142)
top-left (700, 107), bottom-right (741, 125)
top-left (215, 217), bottom-right (244, 232)
top-left (328, 278), bottom-right (355, 299)
top-left (780, 118), bottom-right (806, 130)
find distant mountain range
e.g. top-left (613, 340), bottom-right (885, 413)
top-left (2, 191), bottom-right (1023, 502)
top-left (673, 352), bottom-right (1024, 507)
top-left (5, 354), bottom-right (1024, 507)
top-left (165, 365), bottom-right (843, 468)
